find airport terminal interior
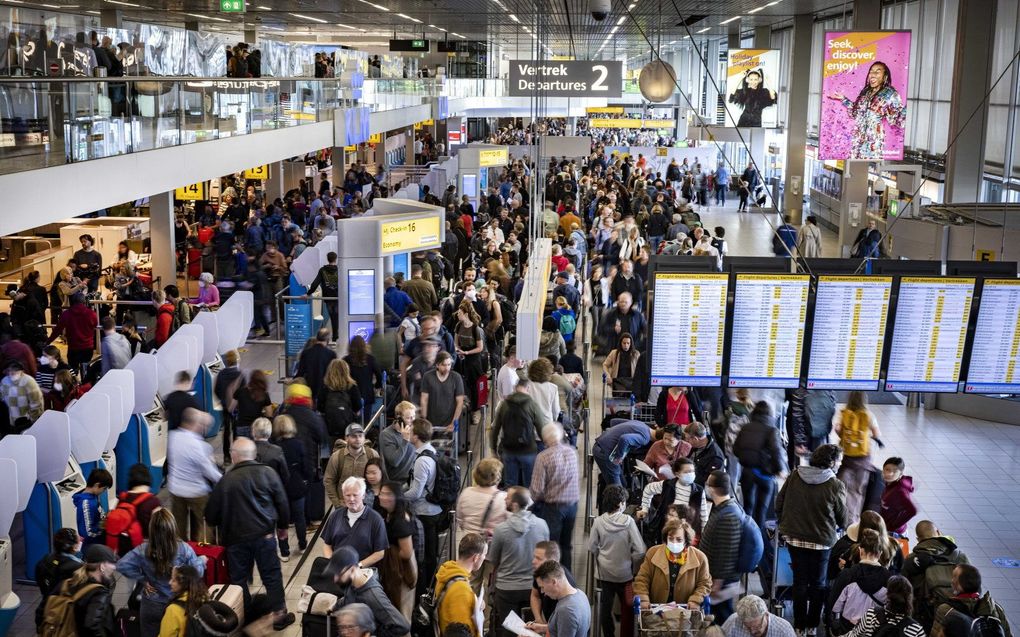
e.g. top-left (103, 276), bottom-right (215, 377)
top-left (0, 0), bottom-right (1019, 635)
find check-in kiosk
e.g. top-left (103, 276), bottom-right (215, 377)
top-left (288, 246), bottom-right (325, 367)
top-left (0, 434), bottom-right (35, 629)
top-left (92, 370), bottom-right (135, 509)
top-left (456, 145), bottom-right (509, 211)
top-left (0, 457), bottom-right (20, 634)
top-left (191, 312), bottom-right (222, 436)
top-left (23, 412), bottom-right (73, 580)
top-left (68, 389), bottom-right (113, 514)
top-left (115, 353), bottom-right (162, 491)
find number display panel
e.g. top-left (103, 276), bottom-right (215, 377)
top-left (964, 279), bottom-right (1020, 394)
top-left (650, 273), bottom-right (728, 387)
top-left (728, 274), bottom-right (810, 388)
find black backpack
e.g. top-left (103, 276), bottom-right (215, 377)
top-left (497, 294), bottom-right (517, 332)
top-left (419, 449), bottom-right (460, 509)
top-left (496, 399), bottom-right (535, 452)
top-left (321, 389), bottom-right (356, 437)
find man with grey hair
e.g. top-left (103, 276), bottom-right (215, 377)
top-left (319, 476), bottom-right (388, 567)
top-left (722, 595), bottom-right (795, 637)
top-left (252, 417), bottom-right (289, 492)
top-left (530, 423), bottom-right (580, 570)
top-left (335, 602), bottom-right (376, 636)
top-left (204, 437), bottom-right (294, 630)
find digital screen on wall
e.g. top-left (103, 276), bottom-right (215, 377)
top-left (964, 279), bottom-right (1020, 394)
top-left (885, 277), bottom-right (974, 393)
top-left (724, 49), bottom-right (781, 128)
top-left (348, 320), bottom-right (376, 344)
top-left (392, 253), bottom-right (410, 278)
top-left (807, 276), bottom-right (892, 391)
top-left (727, 274), bottom-right (809, 388)
top-left (347, 269), bottom-right (376, 315)
top-left (819, 31), bottom-right (911, 160)
top-left (649, 273), bottom-right (728, 387)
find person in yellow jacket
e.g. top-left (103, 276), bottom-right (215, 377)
top-left (835, 391), bottom-right (882, 526)
top-left (437, 532), bottom-right (489, 637)
top-left (159, 565), bottom-right (208, 637)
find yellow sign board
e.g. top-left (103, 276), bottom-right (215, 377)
top-left (588, 118), bottom-right (675, 129)
top-left (244, 164), bottom-right (269, 180)
top-left (656, 147), bottom-right (668, 157)
top-left (175, 182), bottom-right (207, 201)
top-left (478, 148), bottom-right (509, 168)
top-left (976, 249), bottom-right (996, 261)
top-left (368, 133), bottom-right (382, 144)
top-left (423, 119), bottom-right (434, 126)
top-left (381, 216), bottom-right (442, 255)
top-left (586, 106), bottom-right (624, 114)
top-left (343, 145), bottom-right (357, 152)
top-left (413, 121), bottom-right (422, 130)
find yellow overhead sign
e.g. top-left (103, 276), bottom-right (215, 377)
top-left (380, 216), bottom-right (442, 254)
top-left (414, 121), bottom-right (422, 130)
top-left (478, 148), bottom-right (509, 167)
top-left (656, 147), bottom-right (668, 156)
top-left (368, 133), bottom-right (382, 144)
top-left (343, 145), bottom-right (357, 152)
top-left (244, 164), bottom-right (269, 180)
top-left (589, 118), bottom-right (675, 129)
top-left (423, 119), bottom-right (434, 126)
top-left (586, 106), bottom-right (624, 114)
top-left (175, 182), bottom-right (207, 201)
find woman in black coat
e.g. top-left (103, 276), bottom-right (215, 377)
top-left (274, 414), bottom-right (310, 555)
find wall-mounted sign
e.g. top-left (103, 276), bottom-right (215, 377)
top-left (586, 106), bottom-right (624, 114)
top-left (588, 118), bottom-right (675, 129)
top-left (343, 145), bottom-right (357, 152)
top-left (368, 133), bottom-right (382, 144)
top-left (725, 49), bottom-right (781, 128)
top-left (380, 216), bottom-right (442, 255)
top-left (509, 60), bottom-right (623, 98)
top-left (243, 164), bottom-right (269, 180)
top-left (478, 148), bottom-right (509, 167)
top-left (175, 183), bottom-right (207, 201)
top-left (390, 39), bottom-right (430, 52)
top-left (220, 0), bottom-right (244, 12)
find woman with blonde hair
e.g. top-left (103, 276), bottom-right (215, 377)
top-left (633, 517), bottom-right (712, 610)
top-left (117, 509), bottom-right (206, 636)
top-left (320, 358), bottom-right (363, 439)
top-left (456, 458), bottom-right (508, 593)
top-left (273, 414), bottom-right (310, 554)
top-left (526, 357), bottom-right (560, 426)
top-left (836, 391), bottom-right (881, 525)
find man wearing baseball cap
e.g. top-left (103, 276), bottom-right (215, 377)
top-left (323, 546), bottom-right (410, 637)
top-left (39, 544), bottom-right (118, 635)
top-left (324, 423), bottom-right (380, 508)
top-left (33, 528), bottom-right (82, 629)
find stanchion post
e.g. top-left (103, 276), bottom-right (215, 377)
top-left (466, 450), bottom-right (473, 486)
top-left (448, 510), bottom-right (457, 560)
top-left (585, 453), bottom-right (595, 531)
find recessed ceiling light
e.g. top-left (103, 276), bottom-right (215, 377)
top-left (257, 5), bottom-right (271, 9)
top-left (748, 6), bottom-right (764, 12)
top-left (616, 16), bottom-right (626, 25)
top-left (508, 14), bottom-right (519, 22)
top-left (185, 12), bottom-right (230, 22)
top-left (452, 32), bottom-right (466, 39)
top-left (289, 12), bottom-right (328, 23)
top-left (104, 0), bottom-right (139, 6)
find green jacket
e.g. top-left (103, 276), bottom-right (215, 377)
top-left (776, 466), bottom-right (848, 547)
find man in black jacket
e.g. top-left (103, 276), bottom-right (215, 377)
top-left (699, 471), bottom-right (743, 623)
top-left (214, 349), bottom-right (244, 460)
top-left (732, 401), bottom-right (786, 528)
top-left (306, 251), bottom-right (340, 340)
top-left (205, 437), bottom-right (295, 631)
top-left (646, 206), bottom-right (670, 255)
top-left (683, 422), bottom-right (725, 488)
top-left (295, 327), bottom-right (337, 408)
top-left (609, 261), bottom-right (645, 310)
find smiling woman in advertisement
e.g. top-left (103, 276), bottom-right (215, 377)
top-left (827, 61), bottom-right (906, 160)
top-left (727, 68), bottom-right (778, 127)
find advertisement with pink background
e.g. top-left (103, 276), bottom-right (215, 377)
top-left (819, 31), bottom-right (911, 161)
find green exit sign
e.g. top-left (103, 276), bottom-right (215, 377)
top-left (412, 39), bottom-right (426, 49)
top-left (220, 0), bottom-right (245, 12)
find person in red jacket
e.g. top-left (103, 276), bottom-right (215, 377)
top-left (151, 289), bottom-right (176, 348)
top-left (46, 292), bottom-right (98, 375)
top-left (880, 457), bottom-right (918, 536)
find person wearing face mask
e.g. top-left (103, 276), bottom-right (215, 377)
top-left (638, 457), bottom-right (711, 547)
top-left (39, 544), bottom-right (119, 637)
top-left (1, 360), bottom-right (44, 424)
top-left (643, 425), bottom-right (692, 481)
top-left (46, 369), bottom-right (90, 412)
top-left (589, 485), bottom-right (646, 637)
top-left (634, 518), bottom-right (712, 611)
top-left (191, 272), bottom-right (220, 310)
top-left (34, 345), bottom-right (68, 393)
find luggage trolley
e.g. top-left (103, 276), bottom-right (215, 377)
top-left (761, 520), bottom-right (794, 619)
top-left (601, 373), bottom-right (635, 431)
top-left (637, 607), bottom-right (707, 637)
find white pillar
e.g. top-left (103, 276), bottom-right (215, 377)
top-left (149, 192), bottom-right (175, 291)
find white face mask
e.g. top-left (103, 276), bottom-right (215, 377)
top-left (666, 541), bottom-right (685, 554)
top-left (38, 356), bottom-right (50, 366)
top-left (678, 472), bottom-right (696, 486)
top-left (52, 382), bottom-right (63, 392)
top-left (198, 281), bottom-right (206, 288)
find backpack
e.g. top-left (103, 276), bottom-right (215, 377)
top-left (497, 294), bottom-right (517, 332)
top-left (419, 449), bottom-right (461, 509)
top-left (871, 609), bottom-right (916, 637)
top-left (923, 555), bottom-right (965, 615)
top-left (105, 491), bottom-right (154, 556)
top-left (557, 311), bottom-right (577, 337)
top-left (413, 574), bottom-right (467, 637)
top-left (772, 232), bottom-right (787, 256)
top-left (723, 505), bottom-right (764, 573)
top-left (496, 399), bottom-right (536, 452)
top-left (321, 389), bottom-right (356, 438)
top-left (172, 598), bottom-right (240, 637)
top-left (39, 581), bottom-right (102, 637)
top-left (840, 409), bottom-right (871, 458)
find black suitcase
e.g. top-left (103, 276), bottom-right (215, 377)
top-left (302, 611), bottom-right (333, 637)
top-left (116, 606), bottom-right (141, 637)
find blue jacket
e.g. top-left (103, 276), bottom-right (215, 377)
top-left (595, 420), bottom-right (652, 462)
top-left (72, 492), bottom-right (104, 546)
top-left (116, 542), bottom-right (206, 604)
top-left (384, 286), bottom-right (413, 323)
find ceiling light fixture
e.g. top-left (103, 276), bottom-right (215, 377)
top-left (719, 16), bottom-right (739, 24)
top-left (185, 12), bottom-right (230, 22)
top-left (104, 0), bottom-right (140, 6)
top-left (767, 0), bottom-right (781, 5)
top-left (628, 2), bottom-right (635, 7)
top-left (696, 26), bottom-right (710, 33)
top-left (668, 39), bottom-right (677, 44)
top-left (257, 5), bottom-right (271, 9)
top-left (452, 32), bottom-right (466, 39)
top-left (615, 16), bottom-right (625, 25)
top-left (289, 12), bottom-right (328, 23)
top-left (748, 6), bottom-right (764, 12)
top-left (508, 14), bottom-right (519, 22)
top-left (396, 12), bottom-right (421, 22)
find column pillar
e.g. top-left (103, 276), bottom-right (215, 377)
top-left (332, 149), bottom-right (345, 192)
top-left (244, 28), bottom-right (257, 44)
top-left (754, 26), bottom-right (771, 49)
top-left (264, 161), bottom-right (285, 202)
top-left (184, 20), bottom-right (199, 32)
top-left (704, 40), bottom-right (720, 124)
top-left (727, 23), bottom-right (741, 50)
top-left (945, 0), bottom-right (996, 203)
top-left (783, 14), bottom-right (812, 225)
top-left (100, 9), bottom-right (122, 28)
top-left (149, 192), bottom-right (176, 290)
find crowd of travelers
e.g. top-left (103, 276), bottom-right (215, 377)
top-left (15, 139), bottom-right (1007, 637)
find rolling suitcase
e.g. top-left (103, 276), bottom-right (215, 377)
top-left (208, 583), bottom-right (245, 634)
top-left (188, 541), bottom-right (229, 587)
top-left (306, 478), bottom-right (327, 523)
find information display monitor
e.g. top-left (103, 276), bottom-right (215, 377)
top-left (885, 277), bottom-right (974, 393)
top-left (807, 276), bottom-right (892, 390)
top-left (964, 279), bottom-right (1020, 394)
top-left (728, 274), bottom-right (809, 388)
top-left (650, 273), bottom-right (728, 387)
top-left (348, 269), bottom-right (376, 315)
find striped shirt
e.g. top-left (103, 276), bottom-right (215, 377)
top-left (530, 442), bottom-right (580, 505)
top-left (841, 608), bottom-right (926, 637)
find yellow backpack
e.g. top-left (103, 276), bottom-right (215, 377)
top-left (840, 409), bottom-right (870, 457)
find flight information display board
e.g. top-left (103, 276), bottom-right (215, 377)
top-left (650, 273), bottom-right (728, 386)
top-left (807, 276), bottom-right (892, 390)
top-left (728, 274), bottom-right (810, 388)
top-left (885, 277), bottom-right (975, 393)
top-left (964, 279), bottom-right (1020, 394)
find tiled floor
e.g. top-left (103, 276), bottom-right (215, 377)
top-left (7, 202), bottom-right (1019, 634)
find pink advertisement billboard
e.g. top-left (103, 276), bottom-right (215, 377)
top-left (819, 31), bottom-right (911, 160)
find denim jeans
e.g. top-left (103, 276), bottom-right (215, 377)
top-left (227, 535), bottom-right (286, 613)
top-left (593, 445), bottom-right (622, 486)
top-left (501, 452), bottom-right (536, 488)
top-left (537, 501), bottom-right (577, 571)
top-left (139, 596), bottom-right (168, 637)
top-left (740, 468), bottom-right (776, 530)
top-left (648, 235), bottom-right (664, 255)
top-left (715, 186), bottom-right (727, 205)
top-left (788, 545), bottom-right (830, 630)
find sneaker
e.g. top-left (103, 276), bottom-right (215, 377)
top-left (272, 612), bottom-right (296, 631)
top-left (280, 553), bottom-right (290, 562)
top-left (806, 629), bottom-right (817, 637)
top-left (298, 542), bottom-right (308, 552)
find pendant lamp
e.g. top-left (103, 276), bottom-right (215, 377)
top-left (639, 59), bottom-right (677, 103)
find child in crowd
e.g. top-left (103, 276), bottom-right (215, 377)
top-left (72, 468), bottom-right (113, 549)
top-left (880, 457), bottom-right (918, 536)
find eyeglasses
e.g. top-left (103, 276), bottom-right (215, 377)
top-left (337, 624), bottom-right (361, 633)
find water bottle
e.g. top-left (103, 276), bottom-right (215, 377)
top-left (633, 595), bottom-right (642, 618)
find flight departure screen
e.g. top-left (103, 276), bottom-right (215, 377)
top-left (964, 279), bottom-right (1020, 394)
top-left (728, 274), bottom-right (810, 388)
top-left (650, 273), bottom-right (728, 386)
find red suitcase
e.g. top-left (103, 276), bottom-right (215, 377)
top-left (188, 541), bottom-right (230, 586)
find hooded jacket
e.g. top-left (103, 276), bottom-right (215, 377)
top-left (936, 593), bottom-right (1013, 637)
top-left (776, 465), bottom-right (848, 547)
top-left (880, 476), bottom-right (918, 535)
top-left (829, 561), bottom-right (891, 627)
top-left (487, 510), bottom-right (550, 590)
top-left (589, 511), bottom-right (647, 583)
top-left (491, 391), bottom-right (545, 454)
top-left (436, 560), bottom-right (482, 637)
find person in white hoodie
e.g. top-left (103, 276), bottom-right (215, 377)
top-left (488, 487), bottom-right (550, 637)
top-left (589, 484), bottom-right (647, 637)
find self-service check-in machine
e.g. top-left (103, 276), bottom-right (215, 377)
top-left (91, 370), bottom-right (135, 509)
top-left (0, 434), bottom-right (36, 632)
top-left (115, 353), bottom-right (162, 491)
top-left (68, 390), bottom-right (112, 518)
top-left (23, 411), bottom-right (73, 581)
top-left (191, 312), bottom-right (222, 436)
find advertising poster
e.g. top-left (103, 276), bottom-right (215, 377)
top-left (819, 31), bottom-right (911, 160)
top-left (725, 49), bottom-right (781, 128)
